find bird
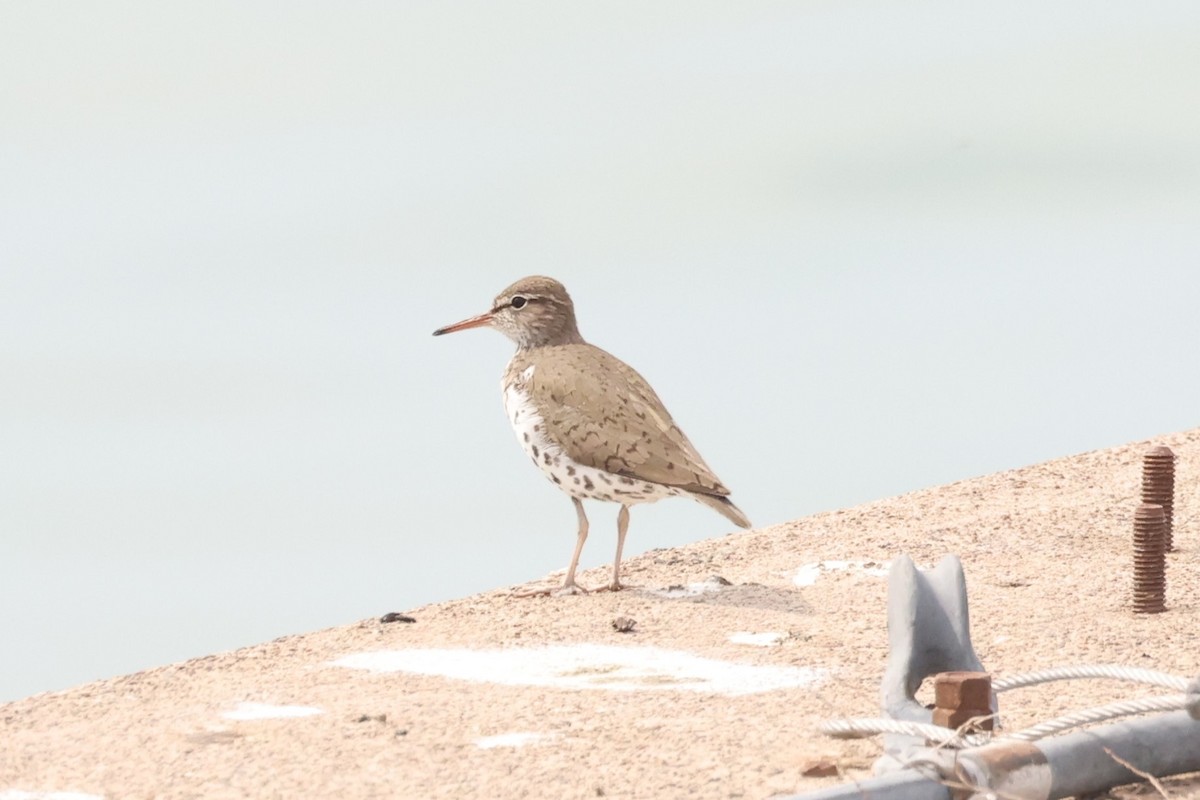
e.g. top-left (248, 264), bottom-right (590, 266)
top-left (433, 276), bottom-right (750, 594)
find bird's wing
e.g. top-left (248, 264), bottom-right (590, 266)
top-left (525, 344), bottom-right (731, 496)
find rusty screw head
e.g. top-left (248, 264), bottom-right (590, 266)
top-left (1141, 446), bottom-right (1176, 552)
top-left (931, 671), bottom-right (994, 732)
top-left (1132, 503), bottom-right (1167, 614)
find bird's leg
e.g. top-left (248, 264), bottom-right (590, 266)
top-left (514, 497), bottom-right (591, 598)
top-left (557, 497), bottom-right (591, 594)
top-left (608, 504), bottom-right (630, 592)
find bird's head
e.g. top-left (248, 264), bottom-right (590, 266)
top-left (433, 275), bottom-right (583, 349)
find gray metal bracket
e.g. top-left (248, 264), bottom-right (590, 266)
top-left (780, 553), bottom-right (1200, 800)
top-left (878, 555), bottom-right (996, 771)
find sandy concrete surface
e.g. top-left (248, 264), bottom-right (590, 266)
top-left (3, 429), bottom-right (1198, 799)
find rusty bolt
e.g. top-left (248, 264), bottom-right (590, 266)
top-left (931, 671), bottom-right (994, 732)
top-left (1132, 503), bottom-right (1167, 614)
top-left (1141, 446), bottom-right (1176, 552)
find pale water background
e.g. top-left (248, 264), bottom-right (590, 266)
top-left (2, 2), bottom-right (1198, 702)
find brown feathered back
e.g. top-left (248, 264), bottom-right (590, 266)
top-left (506, 343), bottom-right (731, 497)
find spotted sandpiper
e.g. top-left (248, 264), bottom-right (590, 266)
top-left (433, 276), bottom-right (750, 594)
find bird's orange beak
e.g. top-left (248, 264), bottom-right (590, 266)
top-left (432, 310), bottom-right (494, 336)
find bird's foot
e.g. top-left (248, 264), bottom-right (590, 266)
top-left (512, 581), bottom-right (591, 598)
top-left (594, 581), bottom-right (635, 593)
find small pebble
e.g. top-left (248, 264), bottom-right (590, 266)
top-left (611, 616), bottom-right (637, 633)
top-left (800, 759), bottom-right (839, 778)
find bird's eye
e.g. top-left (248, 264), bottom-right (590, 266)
top-left (510, 296), bottom-right (527, 309)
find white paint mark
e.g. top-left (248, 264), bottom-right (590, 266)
top-left (333, 644), bottom-right (826, 696)
top-left (793, 560), bottom-right (890, 587)
top-left (0, 793), bottom-right (104, 800)
top-left (474, 731), bottom-right (558, 749)
top-left (221, 702), bottom-right (323, 720)
top-left (728, 631), bottom-right (787, 647)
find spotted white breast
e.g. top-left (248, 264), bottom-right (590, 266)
top-left (501, 364), bottom-right (679, 505)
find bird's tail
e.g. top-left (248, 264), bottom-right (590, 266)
top-left (691, 492), bottom-right (752, 529)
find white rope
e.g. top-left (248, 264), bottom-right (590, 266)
top-left (1001, 694), bottom-right (1190, 742)
top-left (819, 665), bottom-right (1199, 747)
top-left (819, 695), bottom-right (1189, 748)
top-left (993, 664), bottom-right (1189, 693)
top-left (819, 718), bottom-right (990, 748)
